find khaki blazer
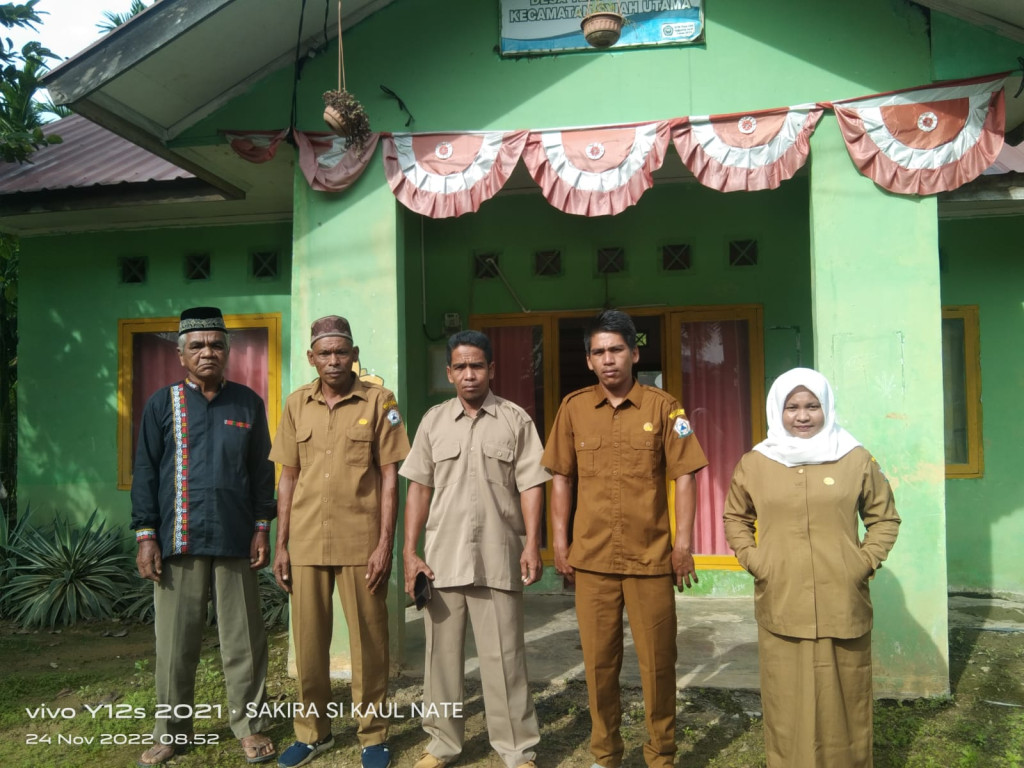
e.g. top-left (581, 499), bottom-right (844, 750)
top-left (723, 446), bottom-right (900, 639)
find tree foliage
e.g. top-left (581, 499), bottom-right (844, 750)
top-left (1, 1), bottom-right (62, 163)
top-left (97, 0), bottom-right (149, 34)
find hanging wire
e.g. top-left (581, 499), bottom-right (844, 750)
top-left (288, 0), bottom-right (310, 133)
top-left (338, 0), bottom-right (346, 93)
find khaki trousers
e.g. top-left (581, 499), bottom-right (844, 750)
top-left (758, 627), bottom-right (874, 768)
top-left (153, 556), bottom-right (270, 740)
top-left (422, 586), bottom-right (539, 768)
top-left (575, 570), bottom-right (677, 768)
top-left (291, 564), bottom-right (390, 746)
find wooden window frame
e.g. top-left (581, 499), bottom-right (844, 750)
top-left (116, 313), bottom-right (282, 490)
top-left (942, 305), bottom-right (983, 478)
top-left (471, 305), bottom-right (765, 570)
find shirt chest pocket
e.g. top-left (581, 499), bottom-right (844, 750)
top-left (431, 441), bottom-right (462, 488)
top-left (575, 435), bottom-right (602, 477)
top-left (482, 440), bottom-right (515, 487)
top-left (296, 426), bottom-right (314, 467)
top-left (345, 425), bottom-right (375, 467)
top-left (626, 432), bottom-right (662, 477)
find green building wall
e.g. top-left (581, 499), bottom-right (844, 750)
top-left (939, 217), bottom-right (1024, 597)
top-left (39, 0), bottom-right (1014, 693)
top-left (180, 0), bottom-right (950, 691)
top-left (16, 223), bottom-right (293, 526)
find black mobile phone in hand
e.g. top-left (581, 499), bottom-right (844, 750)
top-left (414, 571), bottom-right (432, 610)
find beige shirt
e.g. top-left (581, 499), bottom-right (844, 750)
top-left (399, 392), bottom-right (551, 591)
top-left (541, 382), bottom-right (708, 576)
top-left (270, 376), bottom-right (410, 566)
top-left (723, 447), bottom-right (901, 640)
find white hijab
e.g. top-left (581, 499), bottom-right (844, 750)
top-left (752, 367), bottom-right (861, 467)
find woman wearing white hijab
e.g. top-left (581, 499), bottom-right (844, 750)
top-left (724, 368), bottom-right (900, 768)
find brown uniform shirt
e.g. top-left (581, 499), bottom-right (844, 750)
top-left (269, 376), bottom-right (411, 566)
top-left (541, 381), bottom-right (708, 576)
top-left (723, 447), bottom-right (901, 639)
top-left (399, 392), bottom-right (551, 591)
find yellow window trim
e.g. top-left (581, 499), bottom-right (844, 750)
top-left (942, 305), bottom-right (983, 479)
top-left (116, 313), bottom-right (282, 490)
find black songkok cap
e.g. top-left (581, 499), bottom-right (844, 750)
top-left (178, 306), bottom-right (226, 336)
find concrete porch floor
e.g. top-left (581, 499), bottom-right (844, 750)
top-left (400, 593), bottom-right (761, 690)
top-left (399, 592), bottom-right (1024, 692)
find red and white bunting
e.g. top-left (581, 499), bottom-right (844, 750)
top-left (223, 129), bottom-right (290, 164)
top-left (381, 131), bottom-right (527, 218)
top-left (522, 122), bottom-right (670, 216)
top-left (294, 131), bottom-right (379, 193)
top-left (671, 106), bottom-right (823, 192)
top-left (832, 77), bottom-right (1006, 195)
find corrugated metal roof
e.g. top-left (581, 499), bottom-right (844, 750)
top-left (0, 114), bottom-right (193, 195)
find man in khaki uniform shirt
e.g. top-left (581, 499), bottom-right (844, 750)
top-left (271, 316), bottom-right (410, 768)
top-left (401, 330), bottom-right (549, 768)
top-left (542, 310), bottom-right (707, 768)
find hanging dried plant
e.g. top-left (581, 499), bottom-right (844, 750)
top-left (322, 0), bottom-right (371, 151)
top-left (323, 89), bottom-right (371, 151)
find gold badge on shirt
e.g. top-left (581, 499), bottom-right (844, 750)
top-left (358, 418), bottom-right (368, 425)
top-left (823, 477), bottom-right (835, 486)
top-left (643, 422), bottom-right (654, 432)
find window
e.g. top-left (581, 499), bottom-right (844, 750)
top-left (534, 249), bottom-right (563, 277)
top-left (471, 305), bottom-right (765, 570)
top-left (119, 256), bottom-right (147, 284)
top-left (728, 239), bottom-right (758, 267)
top-left (250, 251), bottom-right (279, 279)
top-left (596, 246), bottom-right (625, 274)
top-left (942, 305), bottom-right (982, 478)
top-left (116, 313), bottom-right (282, 489)
top-left (185, 252), bottom-right (211, 281)
top-left (662, 243), bottom-right (692, 271)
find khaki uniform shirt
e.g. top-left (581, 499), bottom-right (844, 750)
top-left (399, 392), bottom-right (551, 591)
top-left (541, 382), bottom-right (708, 576)
top-left (723, 447), bottom-right (901, 640)
top-left (270, 376), bottom-right (410, 566)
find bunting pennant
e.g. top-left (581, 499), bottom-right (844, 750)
top-left (671, 106), bottom-right (823, 192)
top-left (223, 129), bottom-right (290, 164)
top-left (521, 122), bottom-right (670, 216)
top-left (832, 76), bottom-right (1006, 195)
top-left (294, 131), bottom-right (379, 193)
top-left (381, 130), bottom-right (527, 218)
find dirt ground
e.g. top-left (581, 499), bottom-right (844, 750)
top-left (2, 599), bottom-right (1023, 768)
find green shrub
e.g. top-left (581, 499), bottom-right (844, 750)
top-left (4, 510), bottom-right (134, 628)
top-left (258, 567), bottom-right (289, 628)
top-left (0, 507), bottom-right (32, 615)
top-left (116, 573), bottom-right (156, 624)
top-left (115, 565), bottom-right (291, 628)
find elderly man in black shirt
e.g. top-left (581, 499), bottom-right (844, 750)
top-left (131, 306), bottom-right (277, 767)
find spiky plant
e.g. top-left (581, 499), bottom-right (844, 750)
top-left (258, 568), bottom-right (290, 628)
top-left (116, 574), bottom-right (156, 624)
top-left (4, 510), bottom-right (134, 628)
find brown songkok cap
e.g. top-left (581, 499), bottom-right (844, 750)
top-left (310, 315), bottom-right (353, 347)
top-left (178, 306), bottom-right (226, 336)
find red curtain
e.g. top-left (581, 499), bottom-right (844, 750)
top-left (483, 326), bottom-right (541, 422)
top-left (679, 320), bottom-right (752, 555)
top-left (131, 328), bottom-right (269, 467)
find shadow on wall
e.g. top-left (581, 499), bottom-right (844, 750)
top-left (17, 307), bottom-right (127, 525)
top-left (872, 568), bottom-right (949, 698)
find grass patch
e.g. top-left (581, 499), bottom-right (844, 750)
top-left (2, 617), bottom-right (1023, 767)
